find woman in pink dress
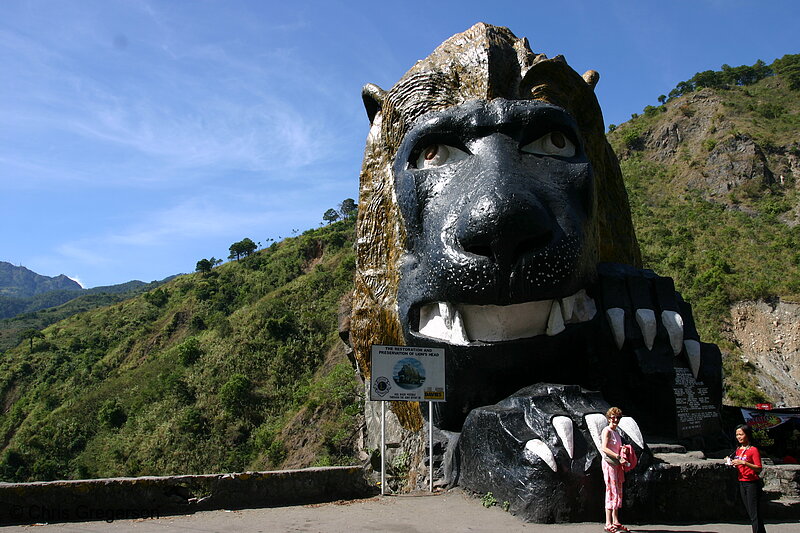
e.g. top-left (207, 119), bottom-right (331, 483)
top-left (601, 407), bottom-right (630, 533)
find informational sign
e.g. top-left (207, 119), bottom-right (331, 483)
top-left (370, 345), bottom-right (446, 402)
top-left (673, 367), bottom-right (721, 438)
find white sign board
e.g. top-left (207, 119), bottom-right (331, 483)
top-left (370, 345), bottom-right (446, 402)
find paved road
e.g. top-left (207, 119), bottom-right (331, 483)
top-left (4, 490), bottom-right (795, 532)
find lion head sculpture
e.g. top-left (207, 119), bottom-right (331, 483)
top-left (351, 23), bottom-right (642, 431)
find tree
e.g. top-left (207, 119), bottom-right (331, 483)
top-left (196, 259), bottom-right (212, 274)
top-left (19, 328), bottom-right (44, 351)
top-left (657, 94), bottom-right (667, 104)
top-left (196, 257), bottom-right (222, 274)
top-left (229, 238), bottom-right (258, 260)
top-left (323, 208), bottom-right (340, 225)
top-left (773, 54), bottom-right (800, 90)
top-left (338, 198), bottom-right (357, 219)
top-left (240, 239), bottom-right (257, 257)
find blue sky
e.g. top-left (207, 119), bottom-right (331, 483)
top-left (2, 0), bottom-right (797, 288)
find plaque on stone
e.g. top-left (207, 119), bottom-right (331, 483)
top-left (673, 366), bottom-right (721, 438)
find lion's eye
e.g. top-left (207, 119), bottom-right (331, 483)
top-left (413, 144), bottom-right (468, 169)
top-left (521, 131), bottom-right (575, 158)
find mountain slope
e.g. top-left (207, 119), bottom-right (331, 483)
top-left (0, 219), bottom-right (359, 481)
top-left (0, 279), bottom-right (176, 352)
top-left (0, 262), bottom-right (81, 298)
top-left (608, 59), bottom-right (800, 406)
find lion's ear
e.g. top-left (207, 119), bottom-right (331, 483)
top-left (362, 83), bottom-right (386, 124)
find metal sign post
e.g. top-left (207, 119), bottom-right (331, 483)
top-left (429, 401), bottom-right (434, 492)
top-left (381, 401), bottom-right (386, 495)
top-left (370, 345), bottom-right (446, 494)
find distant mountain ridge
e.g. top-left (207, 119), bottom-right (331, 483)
top-left (0, 261), bottom-right (179, 319)
top-left (0, 262), bottom-right (81, 298)
top-left (0, 262), bottom-right (177, 350)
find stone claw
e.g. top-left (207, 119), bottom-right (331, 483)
top-left (585, 412), bottom-right (608, 453)
top-left (524, 438), bottom-right (557, 472)
top-left (635, 308), bottom-right (657, 350)
top-left (617, 416), bottom-right (645, 449)
top-left (661, 310), bottom-right (684, 355)
top-left (606, 307), bottom-right (625, 349)
top-left (684, 339), bottom-right (701, 378)
top-left (552, 415), bottom-right (574, 459)
top-left (586, 413), bottom-right (645, 454)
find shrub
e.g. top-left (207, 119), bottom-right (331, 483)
top-left (98, 399), bottom-right (127, 429)
top-left (177, 407), bottom-right (207, 435)
top-left (219, 374), bottom-right (253, 415)
top-left (177, 337), bottom-right (202, 365)
top-left (622, 127), bottom-right (643, 150)
top-left (266, 439), bottom-right (287, 465)
top-left (144, 288), bottom-right (168, 308)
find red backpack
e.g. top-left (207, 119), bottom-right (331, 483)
top-left (620, 444), bottom-right (638, 472)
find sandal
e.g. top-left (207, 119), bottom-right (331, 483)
top-left (614, 524), bottom-right (631, 532)
top-left (603, 526), bottom-right (618, 533)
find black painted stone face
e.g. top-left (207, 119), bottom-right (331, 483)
top-left (394, 99), bottom-right (596, 340)
top-left (391, 99), bottom-right (599, 429)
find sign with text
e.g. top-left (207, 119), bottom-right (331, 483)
top-left (370, 345), bottom-right (446, 402)
top-left (673, 367), bottom-right (721, 438)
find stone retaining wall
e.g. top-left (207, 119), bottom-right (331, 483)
top-left (0, 466), bottom-right (376, 525)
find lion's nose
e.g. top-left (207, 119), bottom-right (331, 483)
top-left (456, 192), bottom-right (553, 266)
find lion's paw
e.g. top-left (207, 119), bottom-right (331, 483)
top-left (457, 383), bottom-right (646, 522)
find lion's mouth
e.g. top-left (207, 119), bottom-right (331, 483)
top-left (413, 289), bottom-right (596, 344)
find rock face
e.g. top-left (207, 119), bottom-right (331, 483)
top-left (730, 300), bottom-right (800, 406)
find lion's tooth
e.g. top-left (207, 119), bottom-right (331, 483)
top-left (417, 290), bottom-right (597, 343)
top-left (561, 294), bottom-right (575, 322)
top-left (450, 307), bottom-right (470, 345)
top-left (547, 300), bottom-right (565, 336)
top-left (459, 300), bottom-right (550, 342)
top-left (418, 302), bottom-right (451, 342)
top-left (439, 301), bottom-right (453, 328)
top-left (572, 289), bottom-right (596, 322)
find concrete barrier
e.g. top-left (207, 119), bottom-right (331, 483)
top-left (0, 466), bottom-right (377, 525)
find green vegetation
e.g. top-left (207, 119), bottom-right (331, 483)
top-left (228, 238), bottom-right (258, 261)
top-left (481, 491), bottom-right (498, 508)
top-left (0, 280), bottom-right (171, 352)
top-left (666, 59), bottom-right (774, 101)
top-left (0, 218), bottom-right (360, 482)
top-left (610, 62), bottom-right (800, 405)
top-left (772, 54), bottom-right (800, 90)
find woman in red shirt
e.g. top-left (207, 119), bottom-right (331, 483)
top-left (730, 424), bottom-right (766, 533)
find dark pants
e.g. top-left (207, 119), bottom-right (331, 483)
top-left (739, 480), bottom-right (766, 533)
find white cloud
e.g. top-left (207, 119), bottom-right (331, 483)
top-left (66, 275), bottom-right (85, 288)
